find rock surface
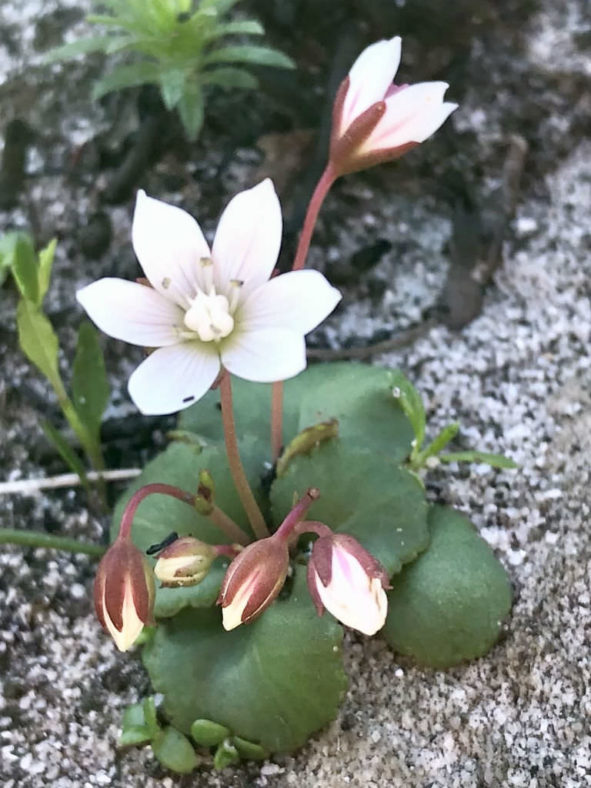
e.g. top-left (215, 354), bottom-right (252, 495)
top-left (0, 0), bottom-right (589, 786)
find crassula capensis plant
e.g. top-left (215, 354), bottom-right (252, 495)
top-left (4, 37), bottom-right (515, 773)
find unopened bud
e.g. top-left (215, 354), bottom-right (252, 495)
top-left (217, 537), bottom-right (289, 631)
top-left (94, 538), bottom-right (155, 652)
top-left (194, 469), bottom-right (215, 515)
top-left (307, 533), bottom-right (390, 636)
top-left (154, 536), bottom-right (217, 587)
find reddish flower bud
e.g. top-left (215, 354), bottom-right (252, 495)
top-left (154, 536), bottom-right (217, 587)
top-left (217, 537), bottom-right (289, 631)
top-left (307, 534), bottom-right (390, 635)
top-left (94, 538), bottom-right (155, 651)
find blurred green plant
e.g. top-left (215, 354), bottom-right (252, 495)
top-left (2, 233), bottom-right (109, 503)
top-left (45, 0), bottom-right (295, 140)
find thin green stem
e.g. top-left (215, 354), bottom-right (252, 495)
top-left (0, 528), bottom-right (105, 557)
top-left (219, 373), bottom-right (269, 539)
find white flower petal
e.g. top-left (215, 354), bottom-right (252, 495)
top-left (103, 579), bottom-right (144, 652)
top-left (77, 278), bottom-right (184, 347)
top-left (341, 37), bottom-right (401, 132)
top-left (363, 82), bottom-right (456, 151)
top-left (128, 343), bottom-right (220, 415)
top-left (221, 328), bottom-right (305, 383)
top-left (239, 270), bottom-right (341, 335)
top-left (132, 190), bottom-right (211, 308)
top-left (212, 179), bottom-right (282, 294)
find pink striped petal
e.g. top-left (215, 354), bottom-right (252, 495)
top-left (341, 37), bottom-right (401, 133)
top-left (128, 343), bottom-right (220, 415)
top-left (76, 278), bottom-right (183, 347)
top-left (212, 179), bottom-right (282, 295)
top-left (132, 191), bottom-right (211, 309)
top-left (239, 270), bottom-right (341, 335)
top-left (221, 327), bottom-right (305, 383)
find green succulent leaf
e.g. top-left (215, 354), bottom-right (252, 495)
top-left (152, 726), bottom-right (199, 774)
top-left (179, 363), bottom-right (414, 464)
top-left (143, 569), bottom-right (347, 753)
top-left (439, 451), bottom-right (518, 469)
top-left (118, 702), bottom-right (152, 748)
top-left (271, 442), bottom-right (429, 576)
top-left (232, 736), bottom-right (267, 760)
top-left (111, 438), bottom-right (267, 616)
top-left (159, 67), bottom-right (187, 109)
top-left (203, 45), bottom-right (295, 69)
top-left (213, 738), bottom-right (240, 770)
top-left (382, 506), bottom-right (512, 668)
top-left (190, 719), bottom-right (230, 748)
top-left (44, 35), bottom-right (126, 62)
top-left (208, 20), bottom-right (265, 38)
top-left (72, 322), bottom-right (110, 439)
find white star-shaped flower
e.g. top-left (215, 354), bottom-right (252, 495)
top-left (77, 179), bottom-right (341, 415)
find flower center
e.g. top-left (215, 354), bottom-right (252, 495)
top-left (183, 290), bottom-right (234, 342)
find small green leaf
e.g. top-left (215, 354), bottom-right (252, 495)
top-left (118, 702), bottom-right (152, 748)
top-left (213, 739), bottom-right (240, 770)
top-left (143, 569), bottom-right (347, 753)
top-left (16, 299), bottom-right (61, 390)
top-left (143, 696), bottom-right (160, 738)
top-left (201, 67), bottom-right (259, 90)
top-left (152, 726), bottom-right (199, 774)
top-left (11, 235), bottom-right (39, 303)
top-left (439, 451), bottom-right (518, 469)
top-left (177, 80), bottom-right (204, 141)
top-left (389, 369), bottom-right (426, 452)
top-left (276, 419), bottom-right (339, 478)
top-left (159, 67), bottom-right (186, 110)
top-left (271, 442), bottom-right (429, 576)
top-left (413, 422), bottom-right (459, 468)
top-left (0, 232), bottom-right (24, 287)
top-left (92, 61), bottom-right (161, 100)
top-left (41, 420), bottom-right (88, 482)
top-left (190, 719), bottom-right (230, 747)
top-left (72, 322), bottom-right (110, 438)
top-left (37, 238), bottom-right (57, 303)
top-left (382, 506), bottom-right (512, 668)
top-left (203, 45), bottom-right (295, 69)
top-left (232, 736), bottom-right (267, 760)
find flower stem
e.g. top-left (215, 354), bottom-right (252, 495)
top-left (219, 373), bottom-right (269, 539)
top-left (292, 164), bottom-right (337, 271)
top-left (210, 505), bottom-right (251, 546)
top-left (0, 528), bottom-right (105, 557)
top-left (275, 488), bottom-right (320, 542)
top-left (270, 381), bottom-right (284, 463)
top-left (118, 483), bottom-right (197, 541)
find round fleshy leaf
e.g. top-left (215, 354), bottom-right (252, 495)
top-left (296, 363), bottom-right (414, 463)
top-left (151, 726), bottom-right (199, 774)
top-left (142, 569), bottom-right (347, 753)
top-left (110, 438), bottom-right (268, 617)
top-left (382, 506), bottom-right (512, 667)
top-left (177, 363), bottom-right (414, 463)
top-left (190, 719), bottom-right (231, 748)
top-left (271, 442), bottom-right (429, 576)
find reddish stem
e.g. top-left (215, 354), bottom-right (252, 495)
top-left (270, 380), bottom-right (284, 463)
top-left (219, 373), bottom-right (269, 539)
top-left (292, 164), bottom-right (337, 271)
top-left (275, 488), bottom-right (320, 542)
top-left (118, 483), bottom-right (196, 542)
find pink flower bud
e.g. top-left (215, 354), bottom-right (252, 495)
top-left (94, 538), bottom-right (155, 652)
top-left (217, 537), bottom-right (289, 631)
top-left (307, 534), bottom-right (390, 636)
top-left (154, 536), bottom-right (217, 587)
top-left (330, 36), bottom-right (457, 176)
